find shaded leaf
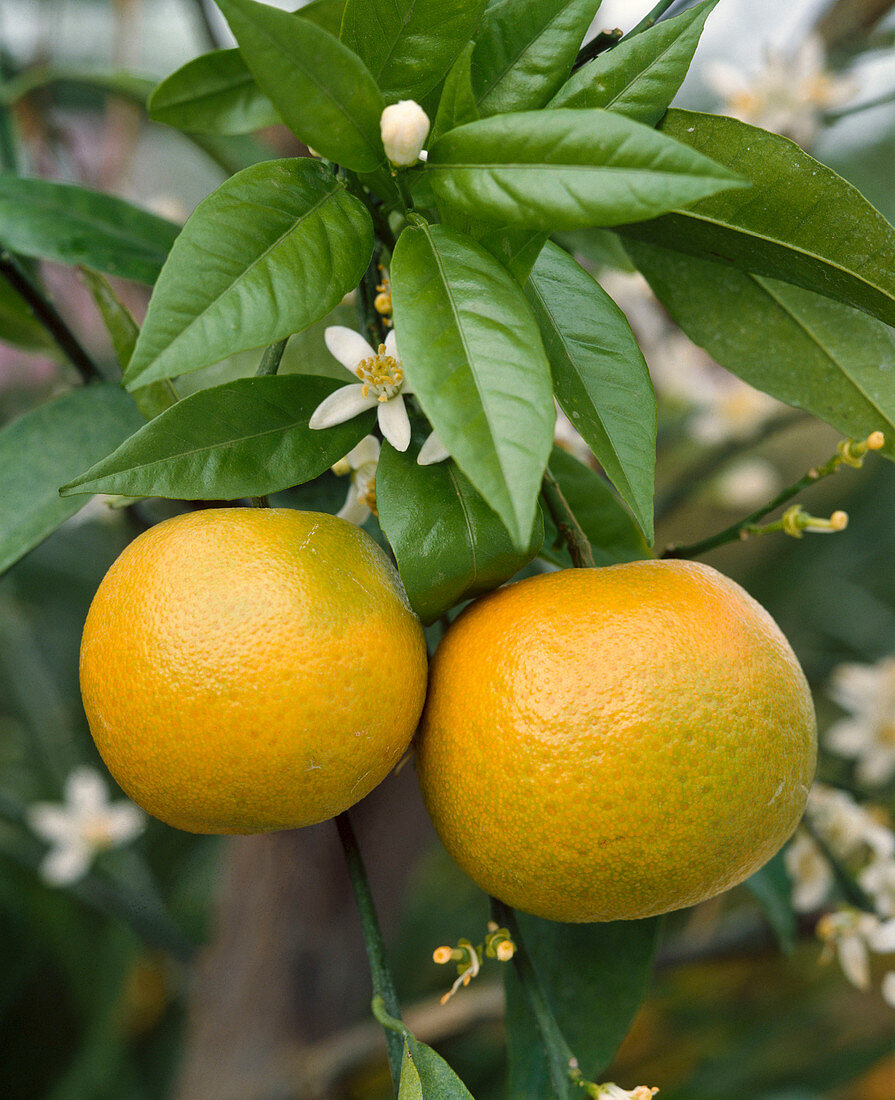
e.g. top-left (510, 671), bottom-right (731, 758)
top-left (506, 914), bottom-right (659, 1097)
top-left (390, 221), bottom-right (554, 551)
top-left (427, 108), bottom-right (747, 230)
top-left (0, 385), bottom-right (144, 576)
top-left (0, 66), bottom-right (155, 109)
top-left (478, 227), bottom-right (547, 284)
top-left (549, 0), bottom-right (718, 124)
top-left (527, 241), bottom-right (656, 540)
top-left (0, 177), bottom-right (179, 284)
top-left (627, 238), bottom-right (895, 457)
top-left (124, 159), bottom-right (373, 389)
top-left (472, 0), bottom-right (601, 116)
top-left (340, 0), bottom-right (486, 103)
top-left (398, 1042), bottom-right (424, 1100)
top-left (401, 1036), bottom-right (476, 1099)
top-left (215, 0), bottom-right (385, 171)
top-left (746, 850), bottom-right (797, 955)
top-left (377, 440), bottom-right (543, 624)
top-left (61, 376), bottom-right (373, 500)
top-left (431, 41), bottom-right (479, 144)
top-left (617, 109), bottom-right (895, 327)
top-left (0, 277), bottom-right (56, 353)
top-left (541, 447), bottom-right (649, 567)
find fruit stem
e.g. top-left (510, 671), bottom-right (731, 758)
top-left (662, 431), bottom-right (885, 559)
top-left (490, 898), bottom-right (579, 1100)
top-left (335, 810), bottom-right (405, 1093)
top-left (541, 468), bottom-right (595, 569)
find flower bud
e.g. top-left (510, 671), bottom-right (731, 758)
top-left (380, 100), bottom-right (430, 167)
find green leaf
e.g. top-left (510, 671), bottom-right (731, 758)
top-left (0, 177), bottom-right (179, 284)
top-left (215, 0), bottom-right (385, 171)
top-left (0, 385), bottom-right (144, 576)
top-left (431, 41), bottom-right (479, 144)
top-left (0, 277), bottom-right (55, 353)
top-left (390, 221), bottom-right (554, 551)
top-left (746, 850), bottom-right (797, 955)
top-left (472, 0), bottom-right (601, 117)
top-left (626, 239), bottom-right (895, 457)
top-left (149, 49), bottom-right (281, 135)
top-left (299, 0), bottom-right (347, 37)
top-left (506, 914), bottom-right (659, 1097)
top-left (78, 267), bottom-right (177, 419)
top-left (124, 159), bottom-right (373, 390)
top-left (401, 1036), bottom-right (476, 1099)
top-left (526, 241), bottom-right (656, 541)
top-left (427, 108), bottom-right (748, 230)
top-left (549, 0), bottom-right (718, 124)
top-left (0, 66), bottom-right (155, 109)
top-left (377, 441), bottom-right (543, 624)
top-left (617, 109), bottom-right (895, 327)
top-left (60, 375), bottom-right (373, 500)
top-left (478, 227), bottom-right (547, 284)
top-left (340, 0), bottom-right (486, 103)
top-left (541, 447), bottom-right (650, 567)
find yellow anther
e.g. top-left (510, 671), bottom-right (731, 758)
top-left (361, 478), bottom-right (378, 518)
top-left (432, 946), bottom-right (454, 965)
top-left (867, 430), bottom-right (885, 450)
top-left (496, 940), bottom-right (515, 961)
top-left (829, 510), bottom-right (849, 531)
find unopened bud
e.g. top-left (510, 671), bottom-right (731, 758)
top-left (381, 100), bottom-right (430, 167)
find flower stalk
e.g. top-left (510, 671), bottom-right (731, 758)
top-left (541, 467), bottom-right (595, 569)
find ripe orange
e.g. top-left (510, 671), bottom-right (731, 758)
top-left (80, 508), bottom-right (428, 834)
top-left (416, 560), bottom-right (816, 922)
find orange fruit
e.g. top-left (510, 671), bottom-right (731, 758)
top-left (416, 560), bottom-right (816, 922)
top-left (80, 508), bottom-right (427, 834)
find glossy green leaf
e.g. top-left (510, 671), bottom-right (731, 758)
top-left (478, 227), bottom-right (547, 284)
top-left (427, 108), bottom-right (747, 230)
top-left (390, 221), bottom-right (554, 551)
top-left (400, 1035), bottom-right (475, 1099)
top-left (0, 385), bottom-right (144, 576)
top-left (0, 177), bottom-right (179, 284)
top-left (78, 267), bottom-right (177, 419)
top-left (527, 241), bottom-right (656, 540)
top-left (506, 914), bottom-right (660, 1097)
top-left (541, 447), bottom-right (649, 567)
top-left (340, 0), bottom-right (486, 103)
top-left (377, 441), bottom-right (543, 624)
top-left (431, 41), bottom-right (479, 144)
top-left (61, 375), bottom-right (373, 500)
top-left (617, 110), bottom-right (895, 326)
top-left (124, 159), bottom-right (373, 390)
top-left (472, 0), bottom-right (601, 117)
top-left (627, 238), bottom-right (895, 457)
top-left (298, 0), bottom-right (347, 36)
top-left (746, 850), bottom-right (797, 955)
top-left (549, 0), bottom-right (718, 124)
top-left (215, 0), bottom-right (385, 171)
top-left (149, 50), bottom-right (281, 135)
top-left (0, 277), bottom-right (55, 353)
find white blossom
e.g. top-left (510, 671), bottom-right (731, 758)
top-left (784, 830), bottom-right (833, 913)
top-left (704, 36), bottom-right (856, 149)
top-left (882, 971), bottom-right (895, 1007)
top-left (711, 458), bottom-right (782, 511)
top-left (310, 327), bottom-right (413, 452)
top-left (859, 858), bottom-right (895, 919)
top-left (417, 429), bottom-right (450, 466)
top-left (817, 908), bottom-right (895, 992)
top-left (595, 1084), bottom-right (659, 1100)
top-left (826, 658), bottom-right (895, 786)
top-left (806, 784), bottom-right (895, 863)
top-left (26, 766), bottom-right (145, 886)
top-left (380, 100), bottom-right (430, 167)
top-left (333, 436), bottom-right (380, 526)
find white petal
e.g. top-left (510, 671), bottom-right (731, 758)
top-left (324, 326), bottom-right (375, 372)
top-left (867, 918), bottom-right (895, 954)
top-left (857, 748), bottom-right (895, 787)
top-left (825, 718), bottom-right (872, 757)
top-left (65, 766), bottom-right (109, 815)
top-left (40, 842), bottom-right (92, 886)
top-left (882, 971), bottom-right (895, 1007)
top-left (103, 803), bottom-right (146, 845)
top-left (309, 385), bottom-right (378, 430)
top-left (345, 435), bottom-right (380, 469)
top-left (27, 804), bottom-right (77, 845)
top-left (417, 430), bottom-right (450, 465)
top-left (377, 394), bottom-right (411, 452)
top-left (337, 491), bottom-right (371, 526)
top-left (838, 933), bottom-right (871, 989)
top-left (384, 328), bottom-right (399, 360)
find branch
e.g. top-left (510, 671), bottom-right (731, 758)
top-left (540, 468), bottom-right (595, 568)
top-left (815, 0), bottom-right (895, 52)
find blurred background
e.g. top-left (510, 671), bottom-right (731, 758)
top-left (2, 1), bottom-right (895, 1097)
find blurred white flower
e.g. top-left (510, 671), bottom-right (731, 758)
top-left (332, 436), bottom-right (380, 526)
top-left (704, 36), bottom-right (856, 148)
top-left (686, 376), bottom-right (782, 446)
top-left (784, 830), bottom-right (833, 913)
top-left (883, 971), bottom-right (895, 1008)
top-left (710, 457), bottom-right (782, 510)
top-left (859, 858), bottom-right (895, 919)
top-left (310, 327), bottom-right (413, 451)
top-left (64, 495), bottom-right (124, 529)
top-left (26, 766), bottom-right (145, 886)
top-left (554, 406), bottom-right (593, 467)
top-left (595, 1084), bottom-right (659, 1100)
top-left (806, 783), bottom-right (895, 863)
top-left (817, 907), bottom-right (895, 995)
top-left (826, 658), bottom-right (895, 786)
top-left (380, 100), bottom-right (430, 166)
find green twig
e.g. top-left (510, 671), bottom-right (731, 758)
top-left (662, 432), bottom-right (883, 559)
top-left (335, 811), bottom-right (404, 1092)
top-left (621, 0), bottom-right (680, 41)
top-left (540, 468), bottom-right (595, 568)
top-left (255, 337), bottom-right (288, 377)
top-left (0, 248), bottom-right (104, 381)
top-left (490, 898), bottom-right (577, 1100)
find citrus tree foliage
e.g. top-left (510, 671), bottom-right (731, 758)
top-left (2, 0), bottom-right (895, 1096)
